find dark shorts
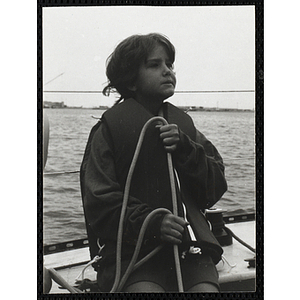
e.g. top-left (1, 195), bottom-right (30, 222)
top-left (97, 246), bottom-right (219, 292)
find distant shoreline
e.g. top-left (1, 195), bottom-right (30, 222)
top-left (43, 103), bottom-right (254, 113)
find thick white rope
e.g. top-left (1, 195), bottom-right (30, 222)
top-left (110, 116), bottom-right (184, 292)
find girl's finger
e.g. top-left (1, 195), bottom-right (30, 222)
top-left (161, 233), bottom-right (182, 244)
top-left (162, 137), bottom-right (178, 146)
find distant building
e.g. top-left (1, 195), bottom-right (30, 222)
top-left (43, 101), bottom-right (66, 108)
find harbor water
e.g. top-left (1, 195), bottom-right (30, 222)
top-left (43, 108), bottom-right (255, 245)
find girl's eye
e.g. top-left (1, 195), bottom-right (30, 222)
top-left (147, 61), bottom-right (174, 70)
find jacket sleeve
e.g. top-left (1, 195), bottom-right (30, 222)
top-left (173, 129), bottom-right (227, 209)
top-left (83, 121), bottom-right (164, 245)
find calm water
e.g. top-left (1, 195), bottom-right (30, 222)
top-left (43, 108), bottom-right (255, 245)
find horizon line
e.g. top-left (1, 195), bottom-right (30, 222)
top-left (43, 90), bottom-right (255, 94)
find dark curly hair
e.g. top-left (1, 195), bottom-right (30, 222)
top-left (102, 33), bottom-right (175, 104)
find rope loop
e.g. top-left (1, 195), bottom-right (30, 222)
top-left (111, 116), bottom-right (184, 292)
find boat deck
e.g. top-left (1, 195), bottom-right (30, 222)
top-left (44, 220), bottom-right (255, 293)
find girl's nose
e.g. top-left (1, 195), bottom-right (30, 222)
top-left (163, 66), bottom-right (172, 76)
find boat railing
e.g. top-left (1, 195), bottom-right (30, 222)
top-left (43, 212), bottom-right (255, 256)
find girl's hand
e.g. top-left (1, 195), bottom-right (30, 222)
top-left (160, 214), bottom-right (189, 244)
top-left (157, 124), bottom-right (181, 153)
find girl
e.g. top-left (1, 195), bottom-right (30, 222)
top-left (80, 33), bottom-right (227, 292)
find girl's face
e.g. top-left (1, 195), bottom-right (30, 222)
top-left (131, 44), bottom-right (176, 104)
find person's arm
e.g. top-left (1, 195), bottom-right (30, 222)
top-left (83, 122), bottom-right (164, 245)
top-left (174, 129), bottom-right (227, 208)
top-left (158, 124), bottom-right (227, 209)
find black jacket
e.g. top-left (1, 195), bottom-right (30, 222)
top-left (80, 99), bottom-right (227, 267)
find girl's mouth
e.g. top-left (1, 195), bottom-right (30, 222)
top-left (162, 81), bottom-right (174, 86)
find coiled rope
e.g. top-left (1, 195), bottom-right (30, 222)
top-left (110, 116), bottom-right (184, 292)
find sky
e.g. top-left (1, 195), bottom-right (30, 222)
top-left (43, 6), bottom-right (255, 109)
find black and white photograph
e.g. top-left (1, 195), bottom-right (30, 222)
top-left (39, 3), bottom-right (261, 296)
